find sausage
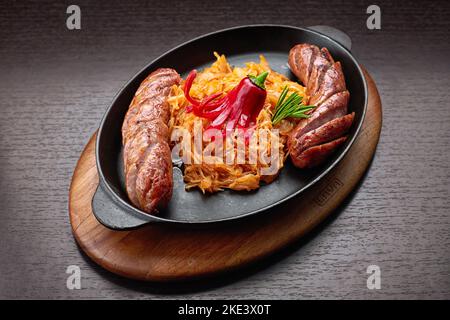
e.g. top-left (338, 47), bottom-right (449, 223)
top-left (287, 44), bottom-right (354, 168)
top-left (306, 48), bottom-right (334, 96)
top-left (309, 61), bottom-right (346, 106)
top-left (289, 91), bottom-right (349, 141)
top-left (289, 113), bottom-right (354, 161)
top-left (290, 137), bottom-right (348, 169)
top-left (288, 44), bottom-right (320, 86)
top-left (121, 68), bottom-right (181, 213)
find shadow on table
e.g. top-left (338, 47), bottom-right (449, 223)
top-left (77, 154), bottom-right (377, 295)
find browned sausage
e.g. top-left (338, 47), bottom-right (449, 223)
top-left (288, 44), bottom-right (354, 169)
top-left (288, 44), bottom-right (320, 86)
top-left (289, 91), bottom-right (349, 142)
top-left (290, 136), bottom-right (348, 169)
top-left (121, 68), bottom-right (181, 213)
top-left (306, 48), bottom-right (334, 96)
top-left (289, 113), bottom-right (354, 161)
top-left (309, 61), bottom-right (346, 106)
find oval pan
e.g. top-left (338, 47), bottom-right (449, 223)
top-left (95, 25), bottom-right (367, 227)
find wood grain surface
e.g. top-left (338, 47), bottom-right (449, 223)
top-left (0, 0), bottom-right (449, 299)
top-left (68, 69), bottom-right (381, 282)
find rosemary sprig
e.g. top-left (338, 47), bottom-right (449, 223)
top-left (271, 86), bottom-right (315, 125)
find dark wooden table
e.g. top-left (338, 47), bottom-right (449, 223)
top-left (0, 0), bottom-right (449, 299)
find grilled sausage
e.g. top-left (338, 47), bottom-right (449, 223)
top-left (289, 113), bottom-right (354, 162)
top-left (288, 44), bottom-right (320, 86)
top-left (291, 137), bottom-right (348, 169)
top-left (289, 91), bottom-right (349, 141)
top-left (306, 48), bottom-right (335, 96)
top-left (122, 68), bottom-right (181, 213)
top-left (309, 61), bottom-right (346, 106)
top-left (288, 44), bottom-right (354, 168)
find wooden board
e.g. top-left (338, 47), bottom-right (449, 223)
top-left (69, 69), bottom-right (382, 282)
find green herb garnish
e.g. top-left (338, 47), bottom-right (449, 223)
top-left (271, 86), bottom-right (315, 125)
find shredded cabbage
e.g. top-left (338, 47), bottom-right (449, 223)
top-left (167, 53), bottom-right (307, 193)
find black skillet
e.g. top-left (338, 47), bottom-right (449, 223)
top-left (93, 25), bottom-right (367, 229)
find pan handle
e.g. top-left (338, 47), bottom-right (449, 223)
top-left (92, 182), bottom-right (155, 230)
top-left (308, 25), bottom-right (352, 51)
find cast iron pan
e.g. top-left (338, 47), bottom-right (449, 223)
top-left (93, 25), bottom-right (367, 229)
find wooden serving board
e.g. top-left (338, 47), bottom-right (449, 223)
top-left (69, 68), bottom-right (382, 281)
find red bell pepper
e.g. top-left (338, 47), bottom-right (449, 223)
top-left (183, 70), bottom-right (268, 138)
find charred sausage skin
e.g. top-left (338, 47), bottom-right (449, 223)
top-left (288, 44), bottom-right (354, 168)
top-left (122, 68), bottom-right (181, 213)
